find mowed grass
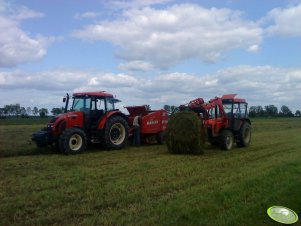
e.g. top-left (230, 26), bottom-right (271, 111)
top-left (0, 118), bottom-right (300, 225)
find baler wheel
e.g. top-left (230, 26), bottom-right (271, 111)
top-left (156, 131), bottom-right (165, 144)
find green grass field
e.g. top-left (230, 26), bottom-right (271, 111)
top-left (0, 118), bottom-right (300, 225)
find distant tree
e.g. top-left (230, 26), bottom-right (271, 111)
top-left (256, 106), bottom-right (264, 117)
top-left (295, 110), bottom-right (301, 117)
top-left (249, 105), bottom-right (267, 117)
top-left (26, 107), bottom-right (32, 116)
top-left (2, 106), bottom-right (9, 116)
top-left (264, 105), bottom-right (278, 117)
top-left (145, 105), bottom-right (151, 111)
top-left (164, 105), bottom-right (171, 115)
top-left (20, 107), bottom-right (26, 116)
top-left (280, 105), bottom-right (293, 117)
top-left (15, 104), bottom-right (21, 116)
top-left (51, 107), bottom-right (64, 116)
top-left (39, 108), bottom-right (48, 118)
top-left (33, 107), bottom-right (39, 116)
top-left (4, 104), bottom-right (21, 116)
top-left (170, 105), bottom-right (176, 114)
top-left (0, 108), bottom-right (5, 118)
top-left (249, 106), bottom-right (256, 117)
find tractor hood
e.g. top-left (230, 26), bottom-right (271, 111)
top-left (54, 111), bottom-right (83, 122)
top-left (47, 111), bottom-right (84, 133)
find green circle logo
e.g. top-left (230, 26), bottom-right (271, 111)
top-left (267, 206), bottom-right (298, 224)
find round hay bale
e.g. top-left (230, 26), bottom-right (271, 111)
top-left (166, 111), bottom-right (206, 155)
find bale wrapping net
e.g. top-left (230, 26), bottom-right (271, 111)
top-left (166, 111), bottom-right (206, 155)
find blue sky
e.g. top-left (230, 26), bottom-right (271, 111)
top-left (0, 0), bottom-right (300, 112)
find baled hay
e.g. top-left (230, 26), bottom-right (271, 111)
top-left (166, 111), bottom-right (205, 155)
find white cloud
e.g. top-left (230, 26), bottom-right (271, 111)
top-left (74, 11), bottom-right (101, 20)
top-left (0, 1), bottom-right (44, 19)
top-left (108, 0), bottom-right (173, 9)
top-left (10, 5), bottom-right (44, 20)
top-left (1, 65), bottom-right (301, 111)
top-left (118, 61), bottom-right (154, 71)
top-left (0, 1), bottom-right (50, 68)
top-left (247, 44), bottom-right (260, 53)
top-left (73, 4), bottom-right (263, 69)
top-left (265, 2), bottom-right (301, 37)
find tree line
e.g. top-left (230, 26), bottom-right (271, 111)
top-left (163, 104), bottom-right (300, 117)
top-left (0, 104), bottom-right (64, 118)
top-left (1, 103), bottom-right (300, 118)
top-left (249, 105), bottom-right (300, 117)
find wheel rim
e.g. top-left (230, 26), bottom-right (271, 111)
top-left (226, 134), bottom-right (233, 149)
top-left (69, 134), bottom-right (83, 151)
top-left (110, 123), bottom-right (126, 145)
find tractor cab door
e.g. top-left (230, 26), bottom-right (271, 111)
top-left (223, 101), bottom-right (247, 131)
top-left (71, 96), bottom-right (92, 128)
top-left (208, 105), bottom-right (224, 137)
top-left (90, 97), bottom-right (105, 128)
top-left (231, 102), bottom-right (247, 131)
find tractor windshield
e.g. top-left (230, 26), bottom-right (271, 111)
top-left (71, 97), bottom-right (91, 112)
top-left (106, 97), bottom-right (115, 111)
top-left (222, 100), bottom-right (233, 118)
top-left (222, 99), bottom-right (248, 119)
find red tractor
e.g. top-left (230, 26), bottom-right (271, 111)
top-left (32, 91), bottom-right (129, 154)
top-left (32, 91), bottom-right (168, 154)
top-left (177, 94), bottom-right (251, 150)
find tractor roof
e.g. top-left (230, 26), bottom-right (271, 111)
top-left (73, 91), bottom-right (113, 97)
top-left (221, 94), bottom-right (246, 103)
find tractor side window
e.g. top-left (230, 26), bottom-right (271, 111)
top-left (233, 103), bottom-right (241, 118)
top-left (209, 107), bottom-right (215, 118)
top-left (209, 106), bottom-right (221, 119)
top-left (91, 98), bottom-right (105, 119)
top-left (95, 98), bottom-right (105, 111)
top-left (240, 103), bottom-right (247, 118)
top-left (222, 103), bottom-right (232, 119)
top-left (216, 106), bottom-right (222, 118)
top-left (106, 97), bottom-right (115, 112)
top-left (72, 97), bottom-right (91, 112)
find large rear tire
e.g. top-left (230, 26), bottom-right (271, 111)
top-left (237, 122), bottom-right (251, 147)
top-left (220, 129), bottom-right (234, 150)
top-left (59, 128), bottom-right (87, 154)
top-left (104, 116), bottom-right (129, 149)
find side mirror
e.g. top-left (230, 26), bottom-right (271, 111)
top-left (63, 97), bottom-right (66, 103)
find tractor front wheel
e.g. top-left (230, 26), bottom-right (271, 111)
top-left (104, 116), bottom-right (129, 149)
top-left (59, 128), bottom-right (87, 154)
top-left (220, 129), bottom-right (234, 150)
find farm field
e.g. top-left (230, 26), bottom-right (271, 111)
top-left (0, 118), bottom-right (300, 225)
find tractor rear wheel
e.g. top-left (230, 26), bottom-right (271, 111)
top-left (104, 116), bottom-right (129, 149)
top-left (59, 128), bottom-right (87, 154)
top-left (237, 122), bottom-right (251, 147)
top-left (220, 129), bottom-right (234, 150)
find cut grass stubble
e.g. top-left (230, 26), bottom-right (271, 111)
top-left (0, 118), bottom-right (301, 225)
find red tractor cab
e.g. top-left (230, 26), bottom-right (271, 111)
top-left (32, 91), bottom-right (129, 154)
top-left (125, 105), bottom-right (168, 144)
top-left (177, 94), bottom-right (251, 150)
